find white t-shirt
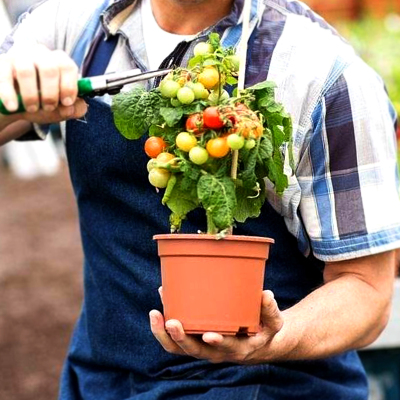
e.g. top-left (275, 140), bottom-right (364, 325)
top-left (141, 0), bottom-right (197, 70)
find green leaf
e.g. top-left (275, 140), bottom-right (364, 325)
top-left (188, 55), bottom-right (203, 68)
top-left (226, 76), bottom-right (238, 85)
top-left (165, 175), bottom-right (199, 232)
top-left (240, 139), bottom-right (260, 190)
top-left (248, 81), bottom-right (277, 92)
top-left (258, 134), bottom-right (273, 160)
top-left (112, 87), bottom-right (168, 140)
top-left (197, 174), bottom-right (237, 232)
top-left (149, 124), bottom-right (180, 144)
top-left (160, 107), bottom-right (184, 127)
top-left (234, 182), bottom-right (266, 223)
top-left (162, 174), bottom-right (177, 205)
top-left (266, 153), bottom-right (288, 195)
top-left (208, 33), bottom-right (220, 49)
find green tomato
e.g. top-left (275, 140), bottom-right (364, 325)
top-left (148, 168), bottom-right (171, 188)
top-left (147, 158), bottom-right (157, 172)
top-left (189, 146), bottom-right (209, 165)
top-left (245, 139), bottom-right (256, 150)
top-left (176, 131), bottom-right (197, 152)
top-left (170, 98), bottom-right (182, 107)
top-left (192, 82), bottom-right (208, 99)
top-left (227, 133), bottom-right (245, 150)
top-left (208, 89), bottom-right (229, 105)
top-left (193, 42), bottom-right (214, 57)
top-left (177, 87), bottom-right (195, 104)
top-left (160, 80), bottom-right (181, 98)
top-left (226, 55), bottom-right (240, 72)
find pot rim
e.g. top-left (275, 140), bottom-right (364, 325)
top-left (153, 233), bottom-right (274, 244)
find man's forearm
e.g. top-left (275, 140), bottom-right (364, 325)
top-left (269, 251), bottom-right (396, 362)
top-left (0, 118), bottom-right (32, 146)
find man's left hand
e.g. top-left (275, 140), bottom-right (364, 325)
top-left (149, 289), bottom-right (286, 364)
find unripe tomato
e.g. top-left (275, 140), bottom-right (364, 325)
top-left (147, 158), bottom-right (157, 172)
top-left (208, 89), bottom-right (230, 105)
top-left (177, 87), bottom-right (195, 104)
top-left (156, 152), bottom-right (175, 164)
top-left (193, 42), bottom-right (214, 56)
top-left (225, 55), bottom-right (240, 72)
top-left (176, 132), bottom-right (197, 152)
top-left (245, 139), bottom-right (256, 150)
top-left (192, 82), bottom-right (209, 99)
top-left (160, 80), bottom-right (180, 98)
top-left (206, 137), bottom-right (230, 158)
top-left (149, 168), bottom-right (171, 188)
top-left (198, 67), bottom-right (219, 90)
top-left (186, 113), bottom-right (204, 136)
top-left (203, 107), bottom-right (225, 130)
top-left (145, 136), bottom-right (167, 158)
top-left (227, 133), bottom-right (245, 150)
top-left (189, 146), bottom-right (209, 165)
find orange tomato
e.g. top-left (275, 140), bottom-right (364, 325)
top-left (145, 137), bottom-right (167, 158)
top-left (206, 137), bottom-right (230, 158)
top-left (198, 67), bottom-right (220, 90)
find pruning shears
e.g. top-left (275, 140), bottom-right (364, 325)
top-left (0, 68), bottom-right (172, 115)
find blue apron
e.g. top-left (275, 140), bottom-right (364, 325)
top-left (59, 29), bottom-right (369, 400)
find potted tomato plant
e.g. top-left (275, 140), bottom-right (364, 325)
top-left (112, 33), bottom-right (293, 335)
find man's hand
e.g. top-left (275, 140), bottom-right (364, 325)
top-left (0, 44), bottom-right (87, 135)
top-left (150, 251), bottom-right (396, 364)
top-left (150, 289), bottom-right (288, 364)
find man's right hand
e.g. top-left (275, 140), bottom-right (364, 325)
top-left (0, 44), bottom-right (87, 131)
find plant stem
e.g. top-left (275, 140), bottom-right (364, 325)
top-left (228, 0), bottom-right (252, 236)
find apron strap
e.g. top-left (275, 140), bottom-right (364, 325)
top-left (71, 0), bottom-right (111, 70)
top-left (82, 32), bottom-right (119, 77)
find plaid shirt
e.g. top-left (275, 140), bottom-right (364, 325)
top-left (2, 0), bottom-right (400, 262)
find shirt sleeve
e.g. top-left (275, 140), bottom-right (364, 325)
top-left (297, 58), bottom-right (400, 262)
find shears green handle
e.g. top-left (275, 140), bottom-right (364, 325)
top-left (0, 78), bottom-right (94, 116)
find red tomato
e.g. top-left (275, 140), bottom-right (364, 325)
top-left (203, 107), bottom-right (225, 130)
top-left (186, 113), bottom-right (204, 136)
top-left (144, 137), bottom-right (167, 158)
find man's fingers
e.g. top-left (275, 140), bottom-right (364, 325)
top-left (53, 50), bottom-right (79, 106)
top-left (34, 49), bottom-right (60, 112)
top-left (149, 310), bottom-right (185, 355)
top-left (260, 290), bottom-right (284, 335)
top-left (0, 55), bottom-right (19, 112)
top-left (12, 54), bottom-right (40, 113)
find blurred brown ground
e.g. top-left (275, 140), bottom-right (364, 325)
top-left (0, 163), bottom-right (83, 400)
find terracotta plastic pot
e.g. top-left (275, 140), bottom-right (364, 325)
top-left (154, 234), bottom-right (274, 336)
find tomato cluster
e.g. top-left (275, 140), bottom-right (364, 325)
top-left (142, 40), bottom-right (264, 189)
top-left (143, 103), bottom-right (264, 188)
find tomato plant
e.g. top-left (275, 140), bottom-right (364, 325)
top-left (112, 32), bottom-right (293, 234)
top-left (203, 107), bottom-right (225, 130)
top-left (145, 137), bottom-right (167, 158)
top-left (206, 137), bottom-right (230, 158)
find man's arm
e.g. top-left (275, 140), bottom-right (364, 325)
top-left (150, 250), bottom-right (396, 364)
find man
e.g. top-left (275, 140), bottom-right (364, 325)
top-left (0, 0), bottom-right (399, 399)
